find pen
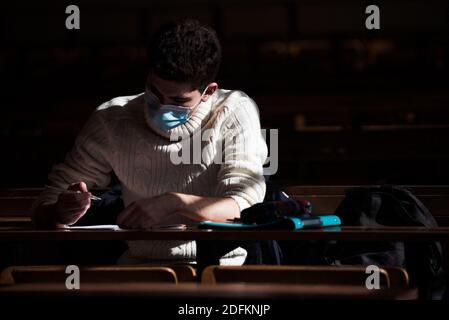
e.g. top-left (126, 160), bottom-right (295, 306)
top-left (151, 224), bottom-right (188, 230)
top-left (281, 191), bottom-right (290, 199)
top-left (45, 185), bottom-right (102, 201)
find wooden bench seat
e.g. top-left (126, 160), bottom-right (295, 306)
top-left (201, 265), bottom-right (409, 289)
top-left (0, 265), bottom-right (191, 285)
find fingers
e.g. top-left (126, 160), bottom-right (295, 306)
top-left (117, 201), bottom-right (153, 229)
top-left (117, 196), bottom-right (172, 229)
top-left (141, 216), bottom-right (157, 230)
top-left (58, 192), bottom-right (91, 207)
top-left (117, 203), bottom-right (141, 228)
top-left (67, 181), bottom-right (89, 193)
top-left (57, 206), bottom-right (89, 225)
top-left (116, 203), bottom-right (134, 225)
top-left (56, 191), bottom-right (91, 225)
top-left (59, 209), bottom-right (88, 225)
top-left (59, 185), bottom-right (91, 209)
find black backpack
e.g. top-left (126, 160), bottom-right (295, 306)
top-left (327, 185), bottom-right (446, 299)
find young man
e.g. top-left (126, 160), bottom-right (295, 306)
top-left (33, 20), bottom-right (267, 265)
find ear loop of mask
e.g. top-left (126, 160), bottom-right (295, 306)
top-left (186, 86), bottom-right (209, 118)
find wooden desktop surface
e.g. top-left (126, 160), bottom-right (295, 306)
top-left (1, 226), bottom-right (449, 241)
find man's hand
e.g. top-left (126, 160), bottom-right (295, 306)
top-left (117, 192), bottom-right (241, 230)
top-left (117, 192), bottom-right (180, 229)
top-left (54, 182), bottom-right (92, 225)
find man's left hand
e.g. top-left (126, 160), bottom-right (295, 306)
top-left (117, 192), bottom-right (181, 229)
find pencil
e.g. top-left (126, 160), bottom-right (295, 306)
top-left (44, 185), bottom-right (102, 201)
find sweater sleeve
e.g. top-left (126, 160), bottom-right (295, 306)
top-left (34, 110), bottom-right (113, 207)
top-left (215, 93), bottom-right (268, 211)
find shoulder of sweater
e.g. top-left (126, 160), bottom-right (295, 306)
top-left (213, 89), bottom-right (261, 125)
top-left (214, 89), bottom-right (256, 110)
top-left (96, 93), bottom-right (143, 111)
top-left (92, 93), bottom-right (144, 122)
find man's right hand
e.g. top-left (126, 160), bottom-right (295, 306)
top-left (54, 182), bottom-right (92, 225)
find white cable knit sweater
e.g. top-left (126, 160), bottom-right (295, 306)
top-left (35, 89), bottom-right (268, 264)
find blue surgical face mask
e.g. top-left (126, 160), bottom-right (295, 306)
top-left (144, 87), bottom-right (207, 131)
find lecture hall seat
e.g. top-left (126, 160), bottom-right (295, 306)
top-left (0, 265), bottom-right (179, 285)
top-left (200, 265), bottom-right (406, 289)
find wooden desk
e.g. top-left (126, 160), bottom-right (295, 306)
top-left (1, 226), bottom-right (449, 241)
top-left (0, 282), bottom-right (418, 300)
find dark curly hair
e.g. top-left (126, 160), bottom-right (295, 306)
top-left (147, 19), bottom-right (222, 91)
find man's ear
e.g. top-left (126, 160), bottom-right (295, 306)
top-left (201, 82), bottom-right (218, 102)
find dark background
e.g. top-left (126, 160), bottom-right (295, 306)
top-left (1, 0), bottom-right (448, 187)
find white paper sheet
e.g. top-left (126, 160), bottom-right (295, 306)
top-left (67, 225), bottom-right (122, 231)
